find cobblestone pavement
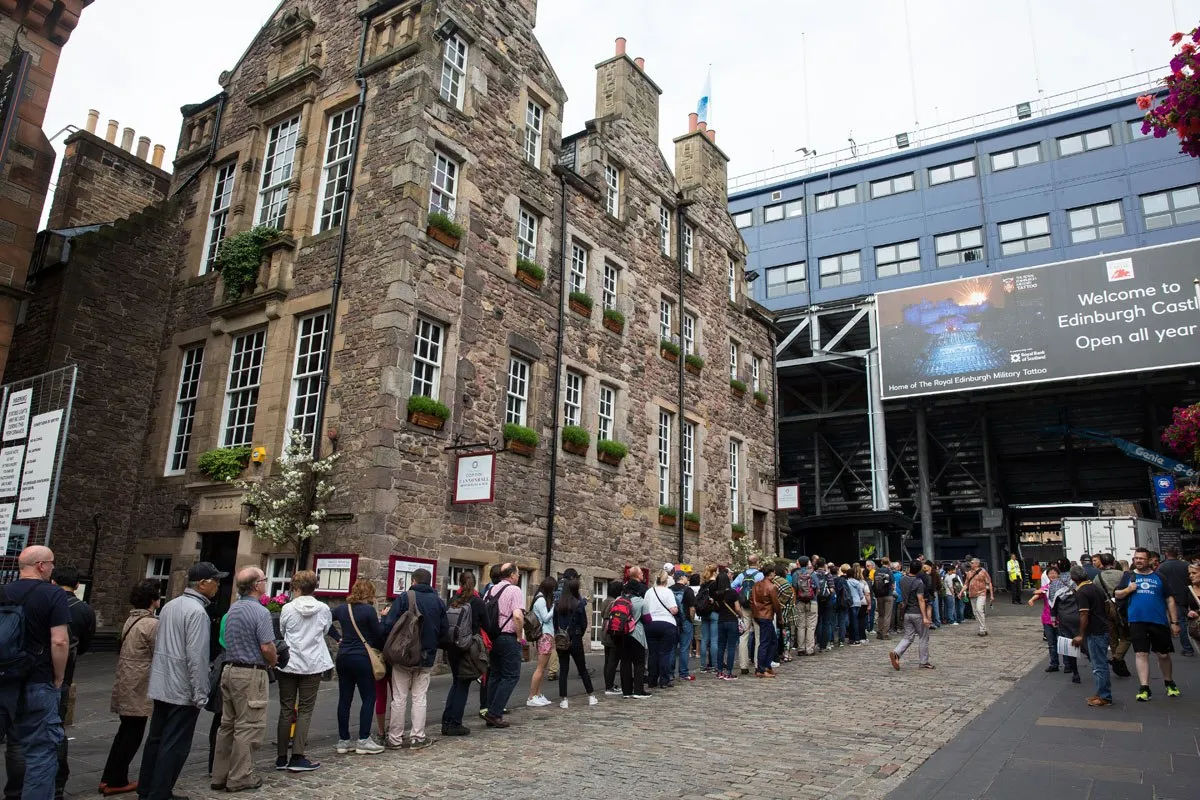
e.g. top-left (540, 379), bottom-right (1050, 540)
top-left (161, 605), bottom-right (1043, 800)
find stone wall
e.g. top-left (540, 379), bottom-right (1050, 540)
top-left (46, 130), bottom-right (170, 229)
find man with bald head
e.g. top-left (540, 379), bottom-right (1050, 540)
top-left (0, 546), bottom-right (71, 800)
top-left (211, 566), bottom-right (276, 792)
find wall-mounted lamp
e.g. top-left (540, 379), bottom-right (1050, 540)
top-left (173, 504), bottom-right (192, 530)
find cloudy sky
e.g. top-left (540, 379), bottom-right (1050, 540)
top-left (42, 0), bottom-right (1200, 203)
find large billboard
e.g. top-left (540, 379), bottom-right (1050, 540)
top-left (876, 239), bottom-right (1200, 400)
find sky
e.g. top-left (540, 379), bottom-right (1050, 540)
top-left (40, 0), bottom-right (1200, 212)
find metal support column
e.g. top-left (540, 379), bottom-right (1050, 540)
top-left (864, 347), bottom-right (890, 511)
top-left (981, 412), bottom-right (994, 509)
top-left (812, 432), bottom-right (822, 516)
top-left (915, 404), bottom-right (935, 559)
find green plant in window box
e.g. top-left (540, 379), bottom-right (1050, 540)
top-left (503, 423), bottom-right (539, 456)
top-left (213, 226), bottom-right (280, 299)
top-left (753, 390), bottom-right (768, 407)
top-left (685, 353), bottom-right (705, 375)
top-left (730, 378), bottom-right (747, 396)
top-left (684, 511), bottom-right (701, 531)
top-left (406, 395), bottom-right (450, 430)
top-left (731, 523), bottom-right (746, 535)
top-left (516, 258), bottom-right (545, 289)
top-left (426, 211), bottom-right (465, 248)
top-left (659, 339), bottom-right (680, 362)
top-left (658, 505), bottom-right (678, 525)
top-left (561, 424), bottom-right (590, 455)
top-left (596, 438), bottom-right (628, 465)
top-left (602, 307), bottom-right (625, 333)
top-left (197, 446), bottom-right (253, 482)
top-left (568, 291), bottom-right (593, 317)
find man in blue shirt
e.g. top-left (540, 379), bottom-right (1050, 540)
top-left (1115, 547), bottom-right (1182, 702)
top-left (731, 557), bottom-right (763, 673)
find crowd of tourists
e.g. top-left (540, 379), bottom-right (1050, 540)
top-left (1, 542), bottom-right (1197, 800)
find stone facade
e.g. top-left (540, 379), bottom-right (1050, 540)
top-left (13, 0), bottom-right (777, 628)
top-left (46, 128), bottom-right (170, 229)
top-left (0, 0), bottom-right (92, 382)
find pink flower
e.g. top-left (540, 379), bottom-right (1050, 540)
top-left (1137, 94), bottom-right (1154, 110)
top-left (1183, 42), bottom-right (1197, 56)
top-left (1171, 31), bottom-right (1185, 45)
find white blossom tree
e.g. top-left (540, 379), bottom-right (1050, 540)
top-left (237, 429), bottom-right (340, 550)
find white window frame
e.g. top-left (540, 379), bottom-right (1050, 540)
top-left (430, 152), bottom-right (459, 219)
top-left (445, 563), bottom-right (478, 602)
top-left (601, 262), bottom-right (618, 310)
top-left (221, 328), bottom-right (267, 448)
top-left (505, 356), bottom-right (531, 427)
top-left (410, 318), bottom-right (445, 399)
top-left (591, 578), bottom-right (609, 649)
top-left (1068, 201), bottom-right (1125, 243)
top-left (818, 251), bottom-right (863, 288)
top-left (682, 312), bottom-right (696, 356)
top-left (564, 370), bottom-right (583, 428)
top-left (998, 215), bottom-right (1052, 256)
top-left (682, 421), bottom-right (695, 514)
top-left (287, 311), bottom-right (330, 449)
top-left (733, 211), bottom-right (753, 228)
top-left (729, 440), bottom-right (741, 523)
top-left (765, 262), bottom-right (806, 298)
top-left (517, 207), bottom-right (538, 262)
top-left (266, 556), bottom-right (297, 598)
top-left (440, 34), bottom-right (468, 109)
top-left (604, 164), bottom-right (620, 217)
top-left (1141, 185), bottom-right (1200, 229)
top-left (869, 173), bottom-right (915, 199)
top-left (146, 556), bottom-right (172, 597)
top-left (165, 345), bottom-right (204, 475)
top-left (989, 144), bottom-right (1040, 172)
top-left (729, 340), bottom-right (739, 381)
top-left (524, 100), bottom-right (544, 167)
top-left (255, 115), bottom-right (301, 229)
top-left (815, 186), bottom-right (857, 211)
top-left (659, 298), bottom-right (673, 342)
top-left (682, 224), bottom-right (694, 272)
top-left (597, 385), bottom-right (615, 441)
top-left (752, 358), bottom-right (761, 392)
top-left (314, 107), bottom-right (359, 233)
top-left (1058, 127), bottom-right (1112, 157)
top-left (569, 242), bottom-right (588, 294)
top-left (728, 259), bottom-right (737, 303)
top-left (935, 228), bottom-right (985, 267)
top-left (659, 207), bottom-right (671, 256)
top-left (928, 158), bottom-right (975, 186)
top-left (202, 163), bottom-right (236, 274)
top-left (657, 410), bottom-right (672, 507)
top-left (874, 240), bottom-right (921, 277)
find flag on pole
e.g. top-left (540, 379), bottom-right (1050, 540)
top-left (696, 68), bottom-right (712, 124)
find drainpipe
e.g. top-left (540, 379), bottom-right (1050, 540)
top-left (305, 12), bottom-right (371, 569)
top-left (544, 172), bottom-right (570, 576)
top-left (769, 325), bottom-right (781, 555)
top-left (675, 199), bottom-right (690, 564)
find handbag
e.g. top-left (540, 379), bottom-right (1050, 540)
top-left (724, 601), bottom-right (748, 635)
top-left (347, 604), bottom-right (387, 681)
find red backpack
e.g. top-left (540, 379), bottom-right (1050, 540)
top-left (605, 596), bottom-right (636, 636)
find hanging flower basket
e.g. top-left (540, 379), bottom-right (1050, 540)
top-left (1162, 403), bottom-right (1200, 464)
top-left (1138, 27), bottom-right (1200, 157)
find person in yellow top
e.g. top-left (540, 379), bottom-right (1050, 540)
top-left (1007, 555), bottom-right (1024, 604)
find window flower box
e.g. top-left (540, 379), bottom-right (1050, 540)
top-left (730, 378), bottom-right (747, 398)
top-left (685, 354), bottom-right (704, 376)
top-left (753, 390), bottom-right (768, 409)
top-left (561, 425), bottom-right (589, 456)
top-left (684, 512), bottom-right (700, 532)
top-left (516, 258), bottom-right (544, 290)
top-left (660, 339), bottom-right (680, 363)
top-left (568, 291), bottom-right (593, 318)
top-left (731, 523), bottom-right (746, 538)
top-left (406, 395), bottom-right (449, 431)
top-left (427, 212), bottom-right (463, 250)
top-left (597, 439), bottom-right (628, 466)
top-left (503, 423), bottom-right (539, 456)
top-left (602, 308), bottom-right (625, 334)
top-left (658, 505), bottom-right (677, 526)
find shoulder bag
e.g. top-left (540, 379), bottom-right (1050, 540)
top-left (347, 604), bottom-right (386, 680)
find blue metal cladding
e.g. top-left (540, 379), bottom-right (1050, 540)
top-left (733, 93), bottom-right (1200, 312)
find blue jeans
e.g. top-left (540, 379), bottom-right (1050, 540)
top-left (1043, 623), bottom-right (1059, 668)
top-left (645, 621), bottom-right (677, 687)
top-left (835, 607), bottom-right (849, 643)
top-left (335, 653), bottom-right (376, 741)
top-left (1087, 633), bottom-right (1112, 701)
top-left (867, 602), bottom-right (876, 632)
top-left (700, 613), bottom-right (718, 669)
top-left (818, 601), bottom-right (836, 649)
top-left (941, 596), bottom-right (955, 624)
top-left (957, 597), bottom-right (967, 621)
top-left (675, 618), bottom-right (694, 678)
top-left (931, 593), bottom-right (942, 627)
top-left (1178, 613), bottom-right (1195, 655)
top-left (0, 682), bottom-right (62, 800)
top-left (486, 634), bottom-right (521, 718)
top-left (717, 620), bottom-right (739, 673)
top-left (755, 619), bottom-right (777, 673)
top-left (442, 652), bottom-right (470, 727)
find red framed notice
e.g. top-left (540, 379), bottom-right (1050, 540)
top-left (454, 451), bottom-right (496, 504)
top-left (312, 553), bottom-right (359, 597)
top-left (387, 555), bottom-right (438, 598)
top-left (776, 484), bottom-right (801, 511)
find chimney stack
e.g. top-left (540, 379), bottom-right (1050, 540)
top-left (634, 57), bottom-right (645, 70)
top-left (697, 121), bottom-right (707, 133)
top-left (105, 119), bottom-right (118, 143)
top-left (688, 112), bottom-right (698, 133)
top-left (136, 136), bottom-right (150, 161)
top-left (706, 128), bottom-right (716, 142)
top-left (120, 126), bottom-right (135, 151)
top-left (615, 37), bottom-right (626, 56)
top-left (152, 144), bottom-right (165, 169)
top-left (85, 109), bottom-right (99, 134)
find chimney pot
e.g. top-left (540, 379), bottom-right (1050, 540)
top-left (105, 119), bottom-right (118, 143)
top-left (121, 127), bottom-right (135, 152)
top-left (152, 144), bottom-right (165, 169)
top-left (697, 121), bottom-right (707, 133)
top-left (634, 57), bottom-right (645, 70)
top-left (85, 109), bottom-right (99, 134)
top-left (705, 128), bottom-right (716, 143)
top-left (688, 112), bottom-right (698, 133)
top-left (136, 136), bottom-right (151, 161)
top-left (615, 37), bottom-right (626, 56)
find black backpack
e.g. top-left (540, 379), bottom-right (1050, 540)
top-left (872, 570), bottom-right (893, 599)
top-left (835, 577), bottom-right (851, 609)
top-left (695, 585), bottom-right (713, 615)
top-left (440, 602), bottom-right (474, 652)
top-left (1053, 586), bottom-right (1082, 638)
top-left (0, 583), bottom-right (40, 682)
top-left (482, 583), bottom-right (517, 640)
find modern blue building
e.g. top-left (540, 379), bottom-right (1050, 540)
top-left (729, 74), bottom-right (1200, 569)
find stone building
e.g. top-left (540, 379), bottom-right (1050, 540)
top-left (13, 0), bottom-right (778, 628)
top-left (0, 0), bottom-right (92, 381)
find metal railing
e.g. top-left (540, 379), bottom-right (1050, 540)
top-left (727, 67), bottom-right (1167, 195)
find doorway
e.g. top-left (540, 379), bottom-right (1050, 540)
top-left (199, 532), bottom-right (240, 656)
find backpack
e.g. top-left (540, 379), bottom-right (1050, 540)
top-left (815, 571), bottom-right (834, 602)
top-left (523, 597), bottom-right (545, 642)
top-left (737, 571), bottom-right (757, 605)
top-left (872, 570), bottom-right (893, 599)
top-left (775, 577), bottom-right (795, 607)
top-left (671, 586), bottom-right (687, 621)
top-left (440, 602), bottom-right (474, 652)
top-left (1053, 585), bottom-right (1081, 638)
top-left (482, 583), bottom-right (517, 640)
top-left (0, 584), bottom-right (35, 683)
top-left (382, 590), bottom-right (424, 668)
top-left (793, 570), bottom-right (816, 602)
top-left (605, 596), bottom-right (636, 636)
top-left (695, 585), bottom-right (714, 615)
top-left (456, 634), bottom-right (489, 681)
top-left (834, 577), bottom-right (851, 610)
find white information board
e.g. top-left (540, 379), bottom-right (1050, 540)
top-left (0, 445), bottom-right (23, 497)
top-left (3, 389), bottom-right (32, 442)
top-left (0, 503), bottom-right (14, 553)
top-left (16, 410), bottom-right (63, 520)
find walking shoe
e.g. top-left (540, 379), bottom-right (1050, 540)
top-left (1136, 686), bottom-right (1151, 702)
top-left (588, 695), bottom-right (598, 706)
top-left (547, 672), bottom-right (557, 680)
top-left (1071, 675), bottom-right (1081, 684)
top-left (483, 714), bottom-right (509, 728)
top-left (1110, 659), bottom-right (1131, 678)
top-left (442, 724), bottom-right (471, 736)
top-left (683, 674), bottom-right (696, 681)
top-left (384, 738), bottom-right (406, 750)
top-left (1166, 682), bottom-right (1181, 698)
top-left (286, 757), bottom-right (320, 772)
top-left (479, 709), bottom-right (488, 719)
top-left (919, 663), bottom-right (936, 670)
top-left (1044, 665), bottom-right (1060, 672)
top-left (1087, 696), bottom-right (1113, 706)
top-left (225, 781), bottom-right (262, 793)
top-left (740, 668), bottom-right (750, 674)
top-left (770, 661), bottom-right (781, 668)
top-left (275, 757), bottom-right (288, 771)
top-left (723, 673), bottom-right (737, 681)
top-left (1182, 651), bottom-right (1196, 657)
top-left (335, 740), bottom-right (352, 754)
top-left (764, 669), bottom-right (778, 678)
top-left (951, 622), bottom-right (959, 626)
top-left (408, 737), bottom-right (434, 751)
top-left (604, 688), bottom-right (621, 696)
top-left (889, 651), bottom-right (900, 671)
top-left (631, 692), bottom-right (653, 699)
top-left (356, 737), bottom-right (384, 755)
top-left (559, 698), bottom-right (569, 709)
top-left (525, 695), bottom-right (551, 707)
top-left (101, 785), bottom-right (137, 797)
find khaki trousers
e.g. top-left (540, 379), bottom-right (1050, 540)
top-left (211, 666), bottom-right (268, 790)
top-left (387, 667), bottom-right (432, 744)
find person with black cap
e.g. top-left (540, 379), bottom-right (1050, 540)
top-left (137, 561), bottom-right (225, 800)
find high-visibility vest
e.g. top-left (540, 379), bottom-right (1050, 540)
top-left (1007, 561), bottom-right (1021, 580)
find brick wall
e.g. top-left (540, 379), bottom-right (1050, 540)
top-left (46, 131), bottom-right (170, 229)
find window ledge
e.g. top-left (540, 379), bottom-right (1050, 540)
top-left (208, 287), bottom-right (289, 321)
